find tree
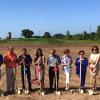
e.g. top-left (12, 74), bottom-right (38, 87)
top-left (66, 30), bottom-right (72, 40)
top-left (95, 25), bottom-right (100, 40)
top-left (21, 29), bottom-right (34, 38)
top-left (43, 32), bottom-right (51, 38)
top-left (66, 30), bottom-right (70, 36)
top-left (53, 33), bottom-right (65, 38)
top-left (96, 25), bottom-right (100, 34)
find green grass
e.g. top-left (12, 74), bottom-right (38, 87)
top-left (0, 38), bottom-right (100, 45)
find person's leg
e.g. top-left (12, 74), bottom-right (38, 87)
top-left (40, 65), bottom-right (45, 88)
top-left (93, 75), bottom-right (97, 90)
top-left (65, 70), bottom-right (70, 90)
top-left (57, 70), bottom-right (59, 91)
top-left (54, 67), bottom-right (59, 91)
top-left (6, 67), bottom-right (12, 92)
top-left (40, 69), bottom-right (45, 88)
top-left (21, 66), bottom-right (25, 89)
top-left (34, 64), bottom-right (37, 80)
top-left (49, 67), bottom-right (54, 90)
top-left (0, 68), bottom-right (1, 80)
top-left (12, 68), bottom-right (16, 91)
top-left (26, 67), bottom-right (32, 90)
top-left (81, 70), bottom-right (86, 89)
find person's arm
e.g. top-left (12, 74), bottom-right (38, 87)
top-left (0, 55), bottom-right (3, 66)
top-left (56, 55), bottom-right (61, 65)
top-left (29, 55), bottom-right (33, 65)
top-left (4, 54), bottom-right (9, 64)
top-left (18, 55), bottom-right (24, 65)
top-left (75, 58), bottom-right (80, 74)
top-left (34, 56), bottom-right (38, 65)
top-left (82, 58), bottom-right (88, 67)
top-left (15, 54), bottom-right (18, 63)
top-left (42, 56), bottom-right (46, 65)
top-left (47, 57), bottom-right (49, 65)
top-left (70, 56), bottom-right (73, 65)
top-left (94, 54), bottom-right (100, 67)
top-left (75, 58), bottom-right (80, 66)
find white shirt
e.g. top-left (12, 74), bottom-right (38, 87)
top-left (89, 53), bottom-right (100, 68)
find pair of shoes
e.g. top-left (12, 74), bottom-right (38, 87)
top-left (93, 87), bottom-right (97, 92)
top-left (29, 88), bottom-right (33, 92)
top-left (65, 87), bottom-right (69, 91)
top-left (7, 91), bottom-right (13, 95)
top-left (49, 88), bottom-right (54, 92)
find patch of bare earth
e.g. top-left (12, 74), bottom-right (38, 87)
top-left (0, 44), bottom-right (100, 100)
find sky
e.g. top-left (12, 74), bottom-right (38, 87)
top-left (0, 0), bottom-right (100, 38)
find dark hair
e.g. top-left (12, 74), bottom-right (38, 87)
top-left (35, 48), bottom-right (43, 61)
top-left (64, 48), bottom-right (70, 54)
top-left (22, 48), bottom-right (27, 51)
top-left (51, 49), bottom-right (56, 53)
top-left (92, 45), bottom-right (99, 53)
top-left (78, 50), bottom-right (85, 55)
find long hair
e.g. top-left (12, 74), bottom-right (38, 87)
top-left (35, 48), bottom-right (43, 61)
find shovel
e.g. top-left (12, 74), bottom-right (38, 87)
top-left (24, 66), bottom-right (29, 94)
top-left (79, 59), bottom-right (84, 94)
top-left (54, 66), bottom-right (61, 95)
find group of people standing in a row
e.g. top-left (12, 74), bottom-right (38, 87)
top-left (0, 45), bottom-right (100, 95)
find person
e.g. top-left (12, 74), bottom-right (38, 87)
top-left (61, 49), bottom-right (72, 90)
top-left (75, 50), bottom-right (88, 91)
top-left (47, 49), bottom-right (61, 91)
top-left (0, 54), bottom-right (3, 80)
top-left (0, 54), bottom-right (3, 95)
top-left (89, 46), bottom-right (100, 90)
top-left (34, 48), bottom-right (45, 90)
top-left (4, 46), bottom-right (18, 94)
top-left (18, 48), bottom-right (32, 91)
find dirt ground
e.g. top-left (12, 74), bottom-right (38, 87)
top-left (0, 44), bottom-right (100, 100)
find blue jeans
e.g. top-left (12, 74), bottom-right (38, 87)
top-left (77, 70), bottom-right (86, 88)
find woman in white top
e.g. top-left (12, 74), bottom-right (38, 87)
top-left (89, 46), bottom-right (100, 90)
top-left (61, 49), bottom-right (72, 90)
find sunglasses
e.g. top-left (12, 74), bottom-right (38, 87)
top-left (79, 54), bottom-right (84, 55)
top-left (93, 49), bottom-right (97, 50)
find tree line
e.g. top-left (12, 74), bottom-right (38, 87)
top-left (7, 25), bottom-right (100, 40)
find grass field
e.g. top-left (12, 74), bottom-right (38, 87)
top-left (0, 38), bottom-right (100, 45)
top-left (0, 39), bottom-right (100, 100)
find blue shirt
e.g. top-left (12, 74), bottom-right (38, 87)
top-left (75, 57), bottom-right (88, 75)
top-left (0, 54), bottom-right (3, 65)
